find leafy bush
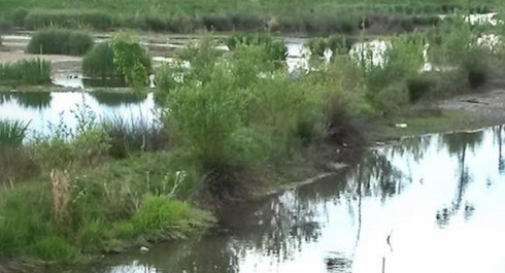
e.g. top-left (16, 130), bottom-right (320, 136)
top-left (328, 35), bottom-right (354, 55)
top-left (82, 42), bottom-right (117, 78)
top-left (110, 32), bottom-right (151, 91)
top-left (0, 59), bottom-right (52, 85)
top-left (407, 74), bottom-right (433, 102)
top-left (26, 29), bottom-right (94, 56)
top-left (307, 37), bottom-right (327, 58)
top-left (164, 42), bottom-right (321, 183)
top-left (364, 33), bottom-right (424, 113)
top-left (226, 33), bottom-right (287, 63)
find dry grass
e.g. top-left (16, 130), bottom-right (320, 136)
top-left (50, 169), bottom-right (71, 226)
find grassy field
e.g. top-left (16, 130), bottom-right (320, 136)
top-left (0, 0), bottom-right (501, 15)
top-left (0, 0), bottom-right (500, 34)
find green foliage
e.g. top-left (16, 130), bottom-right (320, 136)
top-left (26, 29), bottom-right (94, 56)
top-left (164, 42), bottom-right (322, 175)
top-left (407, 74), bottom-right (434, 102)
top-left (328, 35), bottom-right (354, 55)
top-left (0, 183), bottom-right (53, 256)
top-left (428, 16), bottom-right (492, 90)
top-left (0, 59), bottom-right (52, 85)
top-left (307, 37), bottom-right (327, 58)
top-left (226, 33), bottom-right (287, 62)
top-left (29, 236), bottom-right (78, 262)
top-left (0, 120), bottom-right (28, 147)
top-left (0, 148), bottom-right (213, 261)
top-left (82, 42), bottom-right (117, 78)
top-left (111, 32), bottom-right (151, 92)
top-left (364, 33), bottom-right (425, 113)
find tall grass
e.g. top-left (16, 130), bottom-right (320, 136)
top-left (0, 59), bottom-right (52, 85)
top-left (82, 42), bottom-right (117, 78)
top-left (226, 33), bottom-right (287, 62)
top-left (0, 120), bottom-right (28, 147)
top-left (0, 120), bottom-right (34, 184)
top-left (102, 116), bottom-right (169, 158)
top-left (26, 29), bottom-right (94, 56)
top-left (2, 4), bottom-right (482, 34)
top-left (23, 10), bottom-right (115, 30)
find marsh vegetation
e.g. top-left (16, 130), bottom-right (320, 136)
top-left (0, 2), bottom-right (505, 268)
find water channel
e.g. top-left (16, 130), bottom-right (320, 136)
top-left (60, 125), bottom-right (505, 273)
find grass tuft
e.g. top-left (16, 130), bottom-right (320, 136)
top-left (26, 28), bottom-right (94, 56)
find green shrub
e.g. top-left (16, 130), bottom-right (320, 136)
top-left (0, 59), bottom-right (52, 85)
top-left (364, 33), bottom-right (424, 111)
top-left (407, 74), bottom-right (434, 102)
top-left (307, 37), bottom-right (327, 58)
top-left (165, 42), bottom-right (319, 178)
top-left (328, 35), bottom-right (354, 55)
top-left (26, 29), bottom-right (94, 56)
top-left (0, 183), bottom-right (53, 256)
top-left (463, 47), bottom-right (490, 89)
top-left (82, 42), bottom-right (116, 78)
top-left (226, 33), bottom-right (287, 62)
top-left (111, 32), bottom-right (151, 91)
top-left (374, 82), bottom-right (409, 114)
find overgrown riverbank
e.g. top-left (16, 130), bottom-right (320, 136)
top-left (1, 11), bottom-right (505, 271)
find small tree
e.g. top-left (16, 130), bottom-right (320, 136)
top-left (111, 32), bottom-right (151, 93)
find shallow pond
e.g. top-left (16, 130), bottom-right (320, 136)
top-left (62, 125), bottom-right (505, 273)
top-left (0, 91), bottom-right (156, 135)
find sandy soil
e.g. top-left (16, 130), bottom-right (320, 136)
top-left (0, 51), bottom-right (82, 73)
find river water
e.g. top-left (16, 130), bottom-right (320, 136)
top-left (62, 125), bottom-right (505, 273)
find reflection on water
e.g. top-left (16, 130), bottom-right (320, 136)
top-left (0, 91), bottom-right (156, 135)
top-left (53, 74), bottom-right (128, 89)
top-left (89, 92), bottom-right (147, 107)
top-left (70, 126), bottom-right (505, 273)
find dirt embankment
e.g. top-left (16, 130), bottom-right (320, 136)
top-left (439, 80), bottom-right (505, 126)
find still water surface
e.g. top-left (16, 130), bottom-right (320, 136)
top-left (0, 91), bottom-right (156, 135)
top-left (67, 126), bottom-right (505, 273)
